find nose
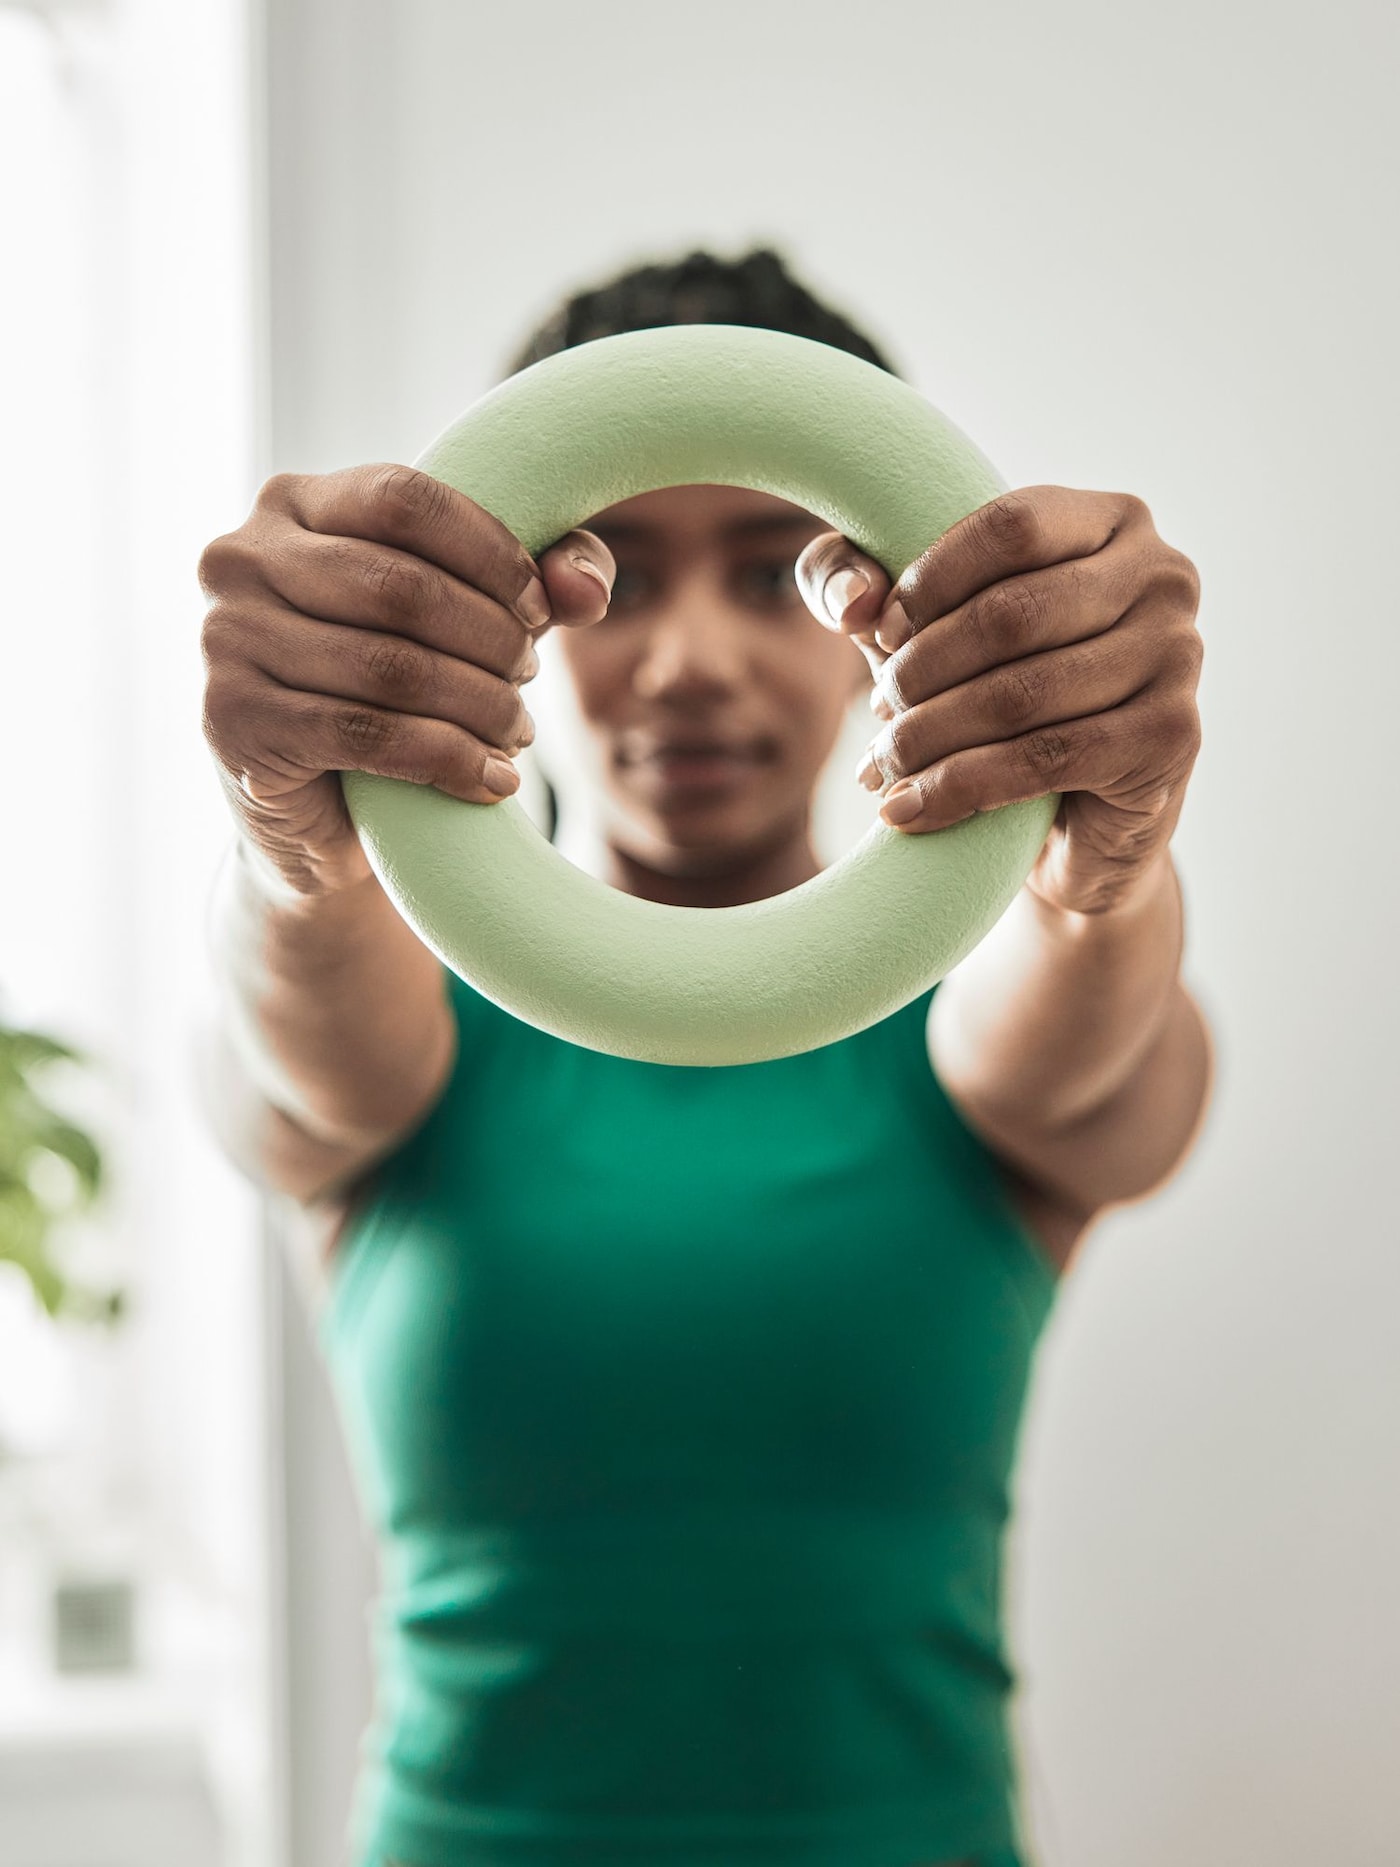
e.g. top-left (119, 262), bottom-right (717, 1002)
top-left (631, 591), bottom-right (748, 704)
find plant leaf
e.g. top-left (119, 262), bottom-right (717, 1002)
top-left (0, 1011), bottom-right (112, 1324)
top-left (0, 1029), bottom-right (90, 1072)
top-left (29, 1114), bottom-right (103, 1201)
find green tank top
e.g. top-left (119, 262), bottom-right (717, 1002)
top-left (318, 967), bottom-right (1058, 1867)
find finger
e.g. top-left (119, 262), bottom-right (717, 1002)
top-left (874, 691), bottom-right (1183, 833)
top-left (272, 464), bottom-right (553, 629)
top-left (856, 636), bottom-right (895, 699)
top-left (535, 528), bottom-right (617, 630)
top-left (874, 487), bottom-right (1143, 653)
top-left (256, 528), bottom-right (542, 684)
top-left (793, 532), bottom-right (892, 635)
top-left (861, 602), bottom-right (1161, 792)
top-left (231, 674), bottom-right (528, 805)
top-left (230, 600), bottom-right (537, 759)
top-left (874, 535), bottom-right (1147, 716)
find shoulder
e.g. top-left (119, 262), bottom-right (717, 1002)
top-left (989, 1159), bottom-right (1088, 1276)
top-left (921, 993), bottom-right (1088, 1278)
top-left (268, 1191), bottom-right (350, 1320)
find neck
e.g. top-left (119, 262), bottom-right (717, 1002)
top-left (605, 834), bottom-right (825, 908)
top-left (555, 806), bottom-right (825, 908)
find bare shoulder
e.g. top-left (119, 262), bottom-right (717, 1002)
top-left (271, 1183), bottom-right (372, 1323)
top-left (303, 1196), bottom-right (361, 1271)
top-left (922, 998), bottom-right (1089, 1279)
top-left (993, 1158), bottom-right (1089, 1277)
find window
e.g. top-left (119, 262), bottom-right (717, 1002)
top-left (0, 5), bottom-right (279, 1864)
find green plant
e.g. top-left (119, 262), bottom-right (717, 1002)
top-left (0, 1006), bottom-right (124, 1325)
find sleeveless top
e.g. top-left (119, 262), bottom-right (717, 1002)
top-left (318, 967), bottom-right (1059, 1867)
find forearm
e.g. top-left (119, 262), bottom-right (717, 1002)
top-left (929, 848), bottom-right (1190, 1135)
top-left (206, 834), bottom-right (455, 1147)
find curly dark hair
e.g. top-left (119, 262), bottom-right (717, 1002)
top-left (500, 245), bottom-right (895, 845)
top-left (498, 244), bottom-right (903, 382)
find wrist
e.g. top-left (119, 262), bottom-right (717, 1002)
top-left (1023, 848), bottom-right (1179, 940)
top-left (233, 831), bottom-right (379, 917)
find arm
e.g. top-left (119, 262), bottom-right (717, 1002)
top-left (196, 834), bottom-right (457, 1206)
top-left (927, 848), bottom-right (1215, 1223)
top-left (795, 483), bottom-right (1213, 1234)
top-left (192, 462), bottom-right (616, 1208)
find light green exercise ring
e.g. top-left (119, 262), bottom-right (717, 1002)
top-left (340, 324), bottom-right (1058, 1067)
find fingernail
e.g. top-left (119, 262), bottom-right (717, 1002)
top-left (855, 751), bottom-right (882, 791)
top-left (483, 757), bottom-right (519, 796)
top-left (875, 600), bottom-right (913, 652)
top-left (880, 782), bottom-right (921, 824)
top-left (869, 684), bottom-right (894, 719)
top-left (517, 577), bottom-right (552, 629)
top-left (571, 554), bottom-right (613, 601)
top-left (823, 567), bottom-right (870, 627)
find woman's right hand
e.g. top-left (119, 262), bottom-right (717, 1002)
top-left (199, 463), bottom-right (615, 898)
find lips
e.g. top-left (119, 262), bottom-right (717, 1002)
top-left (622, 735), bottom-right (766, 765)
top-left (619, 732), bottom-right (775, 796)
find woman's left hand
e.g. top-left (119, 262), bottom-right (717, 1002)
top-left (795, 486), bottom-right (1204, 917)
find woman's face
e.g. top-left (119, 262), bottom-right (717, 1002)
top-left (551, 484), bottom-right (870, 885)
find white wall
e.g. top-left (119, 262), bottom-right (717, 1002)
top-left (1, 3), bottom-right (278, 1864)
top-left (261, 3), bottom-right (1400, 1862)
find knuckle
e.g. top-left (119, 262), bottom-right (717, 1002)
top-left (367, 464), bottom-right (449, 535)
top-left (362, 549), bottom-right (430, 625)
top-left (484, 678), bottom-right (525, 748)
top-left (1165, 695), bottom-right (1202, 761)
top-left (201, 668), bottom-right (263, 764)
top-left (198, 603), bottom-right (231, 664)
top-left (969, 577), bottom-right (1044, 660)
top-left (979, 492), bottom-right (1041, 556)
top-left (361, 633), bottom-right (430, 703)
top-left (200, 673), bottom-right (238, 747)
top-left (1020, 723), bottom-right (1075, 782)
top-left (877, 658), bottom-right (905, 713)
top-left (883, 710), bottom-right (915, 771)
top-left (256, 471), bottom-right (301, 511)
top-left (318, 531), bottom-right (363, 585)
top-left (196, 535), bottom-right (230, 593)
top-left (336, 703), bottom-right (398, 761)
top-left (989, 657), bottom-right (1048, 727)
top-left (1163, 624), bottom-right (1205, 683)
top-left (197, 532), bottom-right (255, 595)
top-left (1161, 548), bottom-right (1202, 609)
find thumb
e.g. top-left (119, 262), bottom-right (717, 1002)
top-left (534, 529), bottom-right (616, 632)
top-left (794, 531), bottom-right (891, 636)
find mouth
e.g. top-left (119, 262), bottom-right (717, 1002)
top-left (619, 736), bottom-right (777, 794)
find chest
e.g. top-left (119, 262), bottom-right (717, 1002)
top-left (316, 1037), bottom-right (1057, 1529)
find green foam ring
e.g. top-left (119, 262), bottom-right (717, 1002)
top-left (340, 324), bottom-right (1059, 1066)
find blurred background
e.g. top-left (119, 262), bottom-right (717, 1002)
top-left (2, 1), bottom-right (1397, 1863)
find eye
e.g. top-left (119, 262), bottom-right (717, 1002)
top-left (738, 558), bottom-right (800, 603)
top-left (607, 565), bottom-right (653, 610)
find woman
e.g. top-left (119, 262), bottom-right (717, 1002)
top-left (197, 247), bottom-right (1213, 1867)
